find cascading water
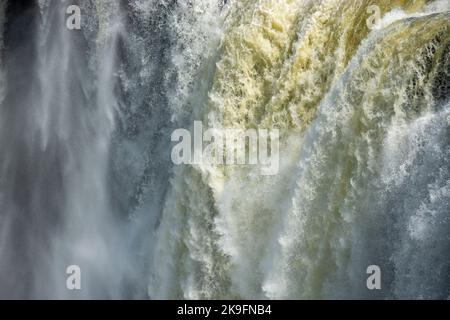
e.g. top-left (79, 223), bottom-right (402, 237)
top-left (0, 0), bottom-right (448, 299)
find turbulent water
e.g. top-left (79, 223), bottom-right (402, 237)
top-left (0, 0), bottom-right (449, 299)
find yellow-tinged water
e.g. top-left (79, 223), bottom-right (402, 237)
top-left (150, 0), bottom-right (450, 299)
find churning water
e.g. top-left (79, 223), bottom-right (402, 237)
top-left (0, 0), bottom-right (449, 299)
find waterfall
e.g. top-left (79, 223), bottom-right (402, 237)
top-left (0, 0), bottom-right (448, 299)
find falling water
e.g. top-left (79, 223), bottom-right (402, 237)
top-left (0, 0), bottom-right (448, 299)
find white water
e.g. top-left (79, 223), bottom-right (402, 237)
top-left (0, 0), bottom-right (448, 299)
